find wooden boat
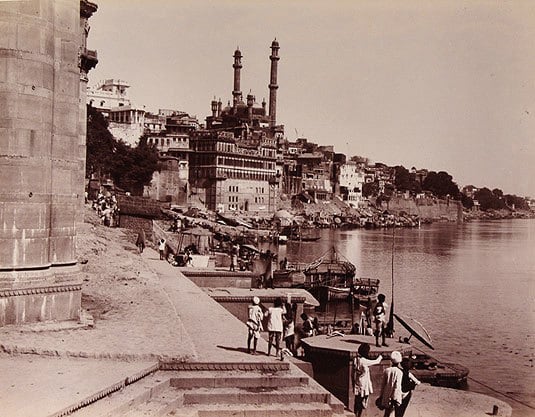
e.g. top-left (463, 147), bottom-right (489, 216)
top-left (274, 247), bottom-right (379, 303)
top-left (410, 353), bottom-right (469, 387)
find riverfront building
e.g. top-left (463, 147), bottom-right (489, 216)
top-left (189, 40), bottom-right (283, 213)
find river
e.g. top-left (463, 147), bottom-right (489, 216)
top-left (268, 219), bottom-right (535, 414)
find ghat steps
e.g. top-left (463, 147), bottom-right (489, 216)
top-left (70, 362), bottom-right (352, 417)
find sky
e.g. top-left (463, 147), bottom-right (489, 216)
top-left (88, 0), bottom-right (535, 197)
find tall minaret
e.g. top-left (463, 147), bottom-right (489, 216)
top-left (268, 38), bottom-right (280, 127)
top-left (232, 48), bottom-right (243, 108)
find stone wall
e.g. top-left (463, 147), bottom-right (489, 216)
top-left (0, 0), bottom-right (92, 325)
top-left (382, 196), bottom-right (463, 222)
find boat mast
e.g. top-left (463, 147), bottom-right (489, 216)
top-left (386, 224), bottom-right (395, 336)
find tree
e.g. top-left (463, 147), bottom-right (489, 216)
top-left (86, 105), bottom-right (117, 179)
top-left (362, 180), bottom-right (379, 198)
top-left (460, 193), bottom-right (474, 209)
top-left (86, 106), bottom-right (159, 195)
top-left (492, 188), bottom-right (504, 198)
top-left (422, 171), bottom-right (460, 198)
top-left (504, 194), bottom-right (529, 211)
top-left (474, 187), bottom-right (506, 210)
top-left (394, 165), bottom-right (411, 192)
top-left (111, 136), bottom-right (159, 195)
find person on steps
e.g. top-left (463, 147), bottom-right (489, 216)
top-left (246, 296), bottom-right (263, 354)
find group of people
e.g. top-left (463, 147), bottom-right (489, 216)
top-left (93, 191), bottom-right (119, 227)
top-left (351, 293), bottom-right (390, 348)
top-left (352, 344), bottom-right (420, 417)
top-left (247, 296), bottom-right (313, 359)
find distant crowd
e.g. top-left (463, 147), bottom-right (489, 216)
top-left (91, 191), bottom-right (119, 227)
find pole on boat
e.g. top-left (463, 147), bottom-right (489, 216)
top-left (386, 223), bottom-right (395, 337)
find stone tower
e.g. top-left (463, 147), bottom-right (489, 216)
top-left (232, 48), bottom-right (242, 108)
top-left (0, 0), bottom-right (98, 326)
top-left (268, 39), bottom-right (280, 128)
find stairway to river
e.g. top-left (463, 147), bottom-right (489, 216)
top-left (70, 360), bottom-right (353, 417)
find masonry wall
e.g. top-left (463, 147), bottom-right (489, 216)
top-left (0, 0), bottom-right (84, 325)
top-left (383, 196), bottom-right (463, 222)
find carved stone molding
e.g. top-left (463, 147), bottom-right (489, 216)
top-left (0, 284), bottom-right (82, 298)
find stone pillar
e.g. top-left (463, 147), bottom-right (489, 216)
top-left (0, 0), bottom-right (96, 326)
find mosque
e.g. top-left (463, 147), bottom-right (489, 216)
top-left (189, 40), bottom-right (284, 213)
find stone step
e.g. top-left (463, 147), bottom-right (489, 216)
top-left (181, 386), bottom-right (331, 406)
top-left (159, 361), bottom-right (290, 372)
top-left (189, 402), bottom-right (337, 417)
top-left (170, 373), bottom-right (308, 389)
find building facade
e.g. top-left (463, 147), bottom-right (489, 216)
top-left (189, 40), bottom-right (282, 214)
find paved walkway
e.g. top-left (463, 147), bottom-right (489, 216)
top-left (143, 248), bottom-right (273, 362)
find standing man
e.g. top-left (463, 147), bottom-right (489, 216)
top-left (265, 297), bottom-right (284, 359)
top-left (373, 293), bottom-right (389, 347)
top-left (377, 351), bottom-right (403, 417)
top-left (136, 229), bottom-right (146, 254)
top-left (397, 357), bottom-right (421, 417)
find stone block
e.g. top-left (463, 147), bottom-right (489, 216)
top-left (55, 0), bottom-right (78, 35)
top-left (16, 22), bottom-right (43, 53)
top-left (16, 93), bottom-right (49, 122)
top-left (56, 69), bottom-right (78, 97)
top-left (0, 287), bottom-right (81, 326)
top-left (49, 235), bottom-right (76, 264)
top-left (19, 0), bottom-right (42, 17)
top-left (17, 57), bottom-right (47, 89)
top-left (1, 237), bottom-right (49, 268)
top-left (0, 90), bottom-right (18, 119)
top-left (0, 19), bottom-right (17, 49)
top-left (53, 100), bottom-right (78, 136)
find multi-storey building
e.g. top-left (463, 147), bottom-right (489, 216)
top-left (189, 40), bottom-right (283, 213)
top-left (339, 161), bottom-right (366, 207)
top-left (87, 79), bottom-right (131, 116)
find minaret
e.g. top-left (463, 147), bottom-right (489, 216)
top-left (211, 97), bottom-right (218, 117)
top-left (232, 48), bottom-right (243, 108)
top-left (268, 38), bottom-right (280, 127)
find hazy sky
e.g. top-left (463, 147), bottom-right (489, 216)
top-left (88, 0), bottom-right (535, 197)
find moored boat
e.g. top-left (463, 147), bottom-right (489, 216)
top-left (273, 247), bottom-right (380, 303)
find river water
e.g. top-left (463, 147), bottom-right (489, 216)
top-left (269, 219), bottom-right (535, 414)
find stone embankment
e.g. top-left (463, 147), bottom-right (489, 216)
top-left (0, 206), bottom-right (515, 417)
